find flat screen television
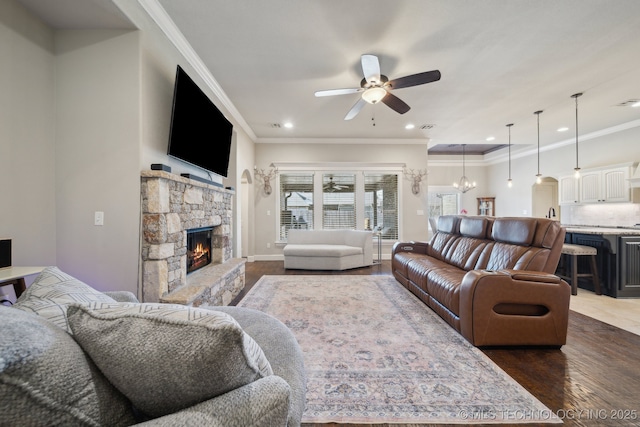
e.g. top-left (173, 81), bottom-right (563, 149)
top-left (167, 65), bottom-right (233, 177)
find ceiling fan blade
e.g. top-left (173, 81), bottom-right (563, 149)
top-left (361, 54), bottom-right (381, 84)
top-left (388, 70), bottom-right (441, 90)
top-left (382, 92), bottom-right (411, 114)
top-left (315, 87), bottom-right (363, 97)
top-left (344, 98), bottom-right (367, 120)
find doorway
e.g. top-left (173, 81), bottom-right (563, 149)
top-left (532, 177), bottom-right (559, 220)
top-left (240, 169), bottom-right (252, 258)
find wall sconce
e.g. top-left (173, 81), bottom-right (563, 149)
top-left (254, 165), bottom-right (278, 195)
top-left (404, 168), bottom-right (427, 195)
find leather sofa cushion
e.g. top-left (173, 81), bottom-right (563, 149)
top-left (425, 268), bottom-right (466, 316)
top-left (459, 217), bottom-right (489, 239)
top-left (491, 218), bottom-right (536, 246)
top-left (436, 215), bottom-right (459, 234)
top-left (406, 257), bottom-right (451, 292)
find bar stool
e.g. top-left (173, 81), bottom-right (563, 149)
top-left (558, 243), bottom-right (602, 296)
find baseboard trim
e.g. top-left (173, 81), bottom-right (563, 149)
top-left (253, 254), bottom-right (285, 261)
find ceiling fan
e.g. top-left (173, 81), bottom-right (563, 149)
top-left (315, 54), bottom-right (441, 120)
top-left (323, 176), bottom-right (348, 192)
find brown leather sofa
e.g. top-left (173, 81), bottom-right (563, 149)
top-left (392, 215), bottom-right (571, 347)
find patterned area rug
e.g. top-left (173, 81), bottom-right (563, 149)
top-left (237, 275), bottom-right (561, 424)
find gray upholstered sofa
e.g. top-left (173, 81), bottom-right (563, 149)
top-left (1, 267), bottom-right (306, 427)
top-left (283, 229), bottom-right (373, 270)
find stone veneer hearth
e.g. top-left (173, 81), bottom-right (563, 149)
top-left (140, 170), bottom-right (245, 306)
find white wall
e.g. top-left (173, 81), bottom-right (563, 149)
top-left (0, 0), bottom-right (57, 268)
top-left (54, 30), bottom-right (141, 292)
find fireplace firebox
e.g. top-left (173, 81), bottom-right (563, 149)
top-left (187, 227), bottom-right (213, 274)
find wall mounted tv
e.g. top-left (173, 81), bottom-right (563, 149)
top-left (167, 65), bottom-right (233, 178)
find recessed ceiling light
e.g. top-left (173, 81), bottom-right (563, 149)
top-left (283, 122), bottom-right (293, 129)
top-left (405, 124), bottom-right (415, 130)
top-left (486, 136), bottom-right (495, 141)
top-left (557, 127), bottom-right (569, 132)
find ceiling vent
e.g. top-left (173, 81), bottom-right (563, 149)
top-left (616, 99), bottom-right (640, 107)
top-left (419, 124), bottom-right (436, 130)
top-left (269, 123), bottom-right (282, 128)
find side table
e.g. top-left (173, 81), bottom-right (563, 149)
top-left (373, 232), bottom-right (382, 264)
top-left (0, 266), bottom-right (45, 300)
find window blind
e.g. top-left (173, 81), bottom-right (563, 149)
top-left (279, 173), bottom-right (314, 240)
top-left (322, 174), bottom-right (356, 229)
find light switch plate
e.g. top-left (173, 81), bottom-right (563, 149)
top-left (94, 211), bottom-right (104, 226)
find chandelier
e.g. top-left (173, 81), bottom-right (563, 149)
top-left (453, 144), bottom-right (476, 193)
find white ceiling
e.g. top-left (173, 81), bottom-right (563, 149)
top-left (17, 0), bottom-right (640, 155)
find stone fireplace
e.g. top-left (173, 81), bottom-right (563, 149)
top-left (140, 170), bottom-right (245, 306)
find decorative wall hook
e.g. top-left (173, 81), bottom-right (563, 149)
top-left (254, 165), bottom-right (278, 195)
top-left (404, 168), bottom-right (428, 195)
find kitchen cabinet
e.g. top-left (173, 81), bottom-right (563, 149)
top-left (619, 237), bottom-right (640, 297)
top-left (559, 164), bottom-right (632, 204)
top-left (579, 167), bottom-right (629, 203)
top-left (563, 230), bottom-right (640, 298)
top-left (558, 175), bottom-right (579, 204)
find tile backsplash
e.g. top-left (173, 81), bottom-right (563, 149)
top-left (560, 203), bottom-right (640, 227)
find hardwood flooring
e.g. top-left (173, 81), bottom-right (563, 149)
top-left (235, 261), bottom-right (640, 427)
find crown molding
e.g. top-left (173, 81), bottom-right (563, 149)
top-left (138, 0), bottom-right (257, 141)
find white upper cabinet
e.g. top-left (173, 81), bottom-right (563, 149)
top-left (559, 175), bottom-right (579, 204)
top-left (601, 167), bottom-right (631, 202)
top-left (560, 165), bottom-right (632, 204)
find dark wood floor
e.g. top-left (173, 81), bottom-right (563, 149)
top-left (236, 261), bottom-right (640, 427)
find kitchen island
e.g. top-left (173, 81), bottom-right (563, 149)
top-left (562, 226), bottom-right (640, 298)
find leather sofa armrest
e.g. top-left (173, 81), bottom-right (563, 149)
top-left (459, 269), bottom-right (571, 347)
top-left (392, 240), bottom-right (430, 256)
top-left (136, 375), bottom-right (291, 427)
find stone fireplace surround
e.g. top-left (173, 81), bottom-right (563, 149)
top-left (140, 170), bottom-right (245, 306)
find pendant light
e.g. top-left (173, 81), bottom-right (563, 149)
top-left (506, 123), bottom-right (513, 188)
top-left (453, 144), bottom-right (476, 193)
top-left (534, 110), bottom-right (543, 184)
top-left (571, 93), bottom-right (583, 178)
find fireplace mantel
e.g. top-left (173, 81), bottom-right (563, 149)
top-left (140, 171), bottom-right (244, 306)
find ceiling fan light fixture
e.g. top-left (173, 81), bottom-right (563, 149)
top-left (361, 87), bottom-right (387, 104)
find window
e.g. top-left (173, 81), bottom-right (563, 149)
top-left (322, 174), bottom-right (355, 229)
top-left (427, 188), bottom-right (459, 217)
top-left (277, 166), bottom-right (401, 241)
top-left (279, 173), bottom-right (314, 240)
top-left (364, 173), bottom-right (398, 239)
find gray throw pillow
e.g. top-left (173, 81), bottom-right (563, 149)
top-left (0, 306), bottom-right (136, 426)
top-left (13, 266), bottom-right (117, 332)
top-left (66, 303), bottom-right (274, 418)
